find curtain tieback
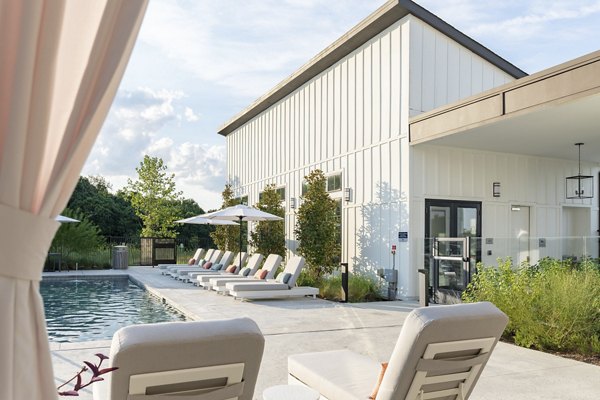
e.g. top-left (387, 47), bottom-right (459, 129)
top-left (0, 203), bottom-right (59, 281)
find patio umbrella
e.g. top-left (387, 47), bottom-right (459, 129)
top-left (206, 204), bottom-right (283, 271)
top-left (55, 215), bottom-right (80, 223)
top-left (0, 1), bottom-right (148, 399)
top-left (175, 215), bottom-right (238, 225)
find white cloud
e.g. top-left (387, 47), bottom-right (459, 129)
top-left (184, 107), bottom-right (200, 122)
top-left (137, 0), bottom-right (380, 98)
top-left (83, 87), bottom-right (226, 208)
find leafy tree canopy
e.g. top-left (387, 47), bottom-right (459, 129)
top-left (249, 184), bottom-right (286, 258)
top-left (295, 170), bottom-right (340, 280)
top-left (125, 155), bottom-right (183, 238)
top-left (67, 176), bottom-right (141, 238)
top-left (173, 198), bottom-right (213, 249)
top-left (51, 208), bottom-right (105, 266)
top-left (210, 184), bottom-right (241, 252)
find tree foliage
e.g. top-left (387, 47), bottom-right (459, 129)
top-left (50, 208), bottom-right (105, 265)
top-left (126, 156), bottom-right (182, 238)
top-left (294, 170), bottom-right (340, 280)
top-left (174, 198), bottom-right (213, 249)
top-left (67, 176), bottom-right (141, 238)
top-left (210, 184), bottom-right (241, 251)
top-left (249, 184), bottom-right (286, 258)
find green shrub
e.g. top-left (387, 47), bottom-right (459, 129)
top-left (463, 258), bottom-right (600, 355)
top-left (317, 273), bottom-right (383, 302)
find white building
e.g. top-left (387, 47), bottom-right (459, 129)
top-left (218, 0), bottom-right (600, 301)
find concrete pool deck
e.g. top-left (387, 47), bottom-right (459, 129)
top-left (48, 267), bottom-right (600, 399)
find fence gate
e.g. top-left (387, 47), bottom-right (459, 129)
top-left (140, 238), bottom-right (177, 266)
top-left (432, 236), bottom-right (471, 304)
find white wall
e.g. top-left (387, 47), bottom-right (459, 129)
top-left (411, 144), bottom-right (600, 268)
top-left (226, 15), bottom-right (518, 298)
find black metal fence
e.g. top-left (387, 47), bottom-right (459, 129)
top-left (44, 236), bottom-right (213, 271)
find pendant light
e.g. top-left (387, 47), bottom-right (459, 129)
top-left (566, 143), bottom-right (593, 199)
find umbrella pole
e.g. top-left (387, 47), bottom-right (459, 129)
top-left (239, 215), bottom-right (243, 271)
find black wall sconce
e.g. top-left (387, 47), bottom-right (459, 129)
top-left (493, 182), bottom-right (501, 198)
top-left (344, 187), bottom-right (352, 202)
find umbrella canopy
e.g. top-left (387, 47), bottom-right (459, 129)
top-left (207, 204), bottom-right (283, 222)
top-left (176, 215), bottom-right (238, 225)
top-left (55, 215), bottom-right (80, 223)
top-left (206, 205), bottom-right (283, 270)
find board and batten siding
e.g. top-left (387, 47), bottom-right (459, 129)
top-left (411, 144), bottom-right (600, 267)
top-left (226, 16), bottom-right (518, 298)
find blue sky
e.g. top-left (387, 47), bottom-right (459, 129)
top-left (82, 0), bottom-right (600, 210)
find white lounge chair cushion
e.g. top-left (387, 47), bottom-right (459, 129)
top-left (289, 349), bottom-right (380, 400)
top-left (227, 281), bottom-right (289, 292)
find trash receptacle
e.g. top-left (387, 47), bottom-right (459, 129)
top-left (112, 245), bottom-right (128, 269)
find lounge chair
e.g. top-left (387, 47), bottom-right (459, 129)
top-left (168, 250), bottom-right (222, 278)
top-left (182, 251), bottom-right (239, 283)
top-left (93, 317), bottom-right (264, 400)
top-left (288, 302), bottom-right (509, 400)
top-left (208, 254), bottom-right (282, 294)
top-left (166, 249), bottom-right (214, 276)
top-left (190, 252), bottom-right (249, 286)
top-left (227, 256), bottom-right (318, 300)
top-left (158, 248), bottom-right (205, 274)
top-left (197, 253), bottom-right (264, 288)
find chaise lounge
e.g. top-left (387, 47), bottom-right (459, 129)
top-left (288, 302), bottom-right (508, 400)
top-left (207, 254), bottom-right (282, 294)
top-left (226, 256), bottom-right (318, 300)
top-left (179, 250), bottom-right (236, 282)
top-left (195, 253), bottom-right (262, 287)
top-left (93, 317), bottom-right (265, 400)
top-left (158, 248), bottom-right (205, 274)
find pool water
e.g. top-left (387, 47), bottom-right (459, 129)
top-left (41, 277), bottom-right (186, 343)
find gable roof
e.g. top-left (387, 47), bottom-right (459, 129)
top-left (218, 0), bottom-right (527, 136)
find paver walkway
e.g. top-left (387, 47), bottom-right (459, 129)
top-left (49, 267), bottom-right (600, 399)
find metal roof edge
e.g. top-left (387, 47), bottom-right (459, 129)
top-left (218, 0), bottom-right (527, 136)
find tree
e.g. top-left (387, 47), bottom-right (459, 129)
top-left (50, 208), bottom-right (105, 267)
top-left (67, 176), bottom-right (141, 238)
top-left (173, 198), bottom-right (213, 249)
top-left (125, 156), bottom-right (182, 238)
top-left (249, 184), bottom-right (285, 258)
top-left (210, 184), bottom-right (241, 251)
top-left (294, 170), bottom-right (340, 280)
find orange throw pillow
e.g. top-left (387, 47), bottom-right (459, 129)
top-left (368, 362), bottom-right (388, 400)
top-left (225, 265), bottom-right (236, 273)
top-left (187, 258), bottom-right (196, 265)
top-left (254, 269), bottom-right (268, 279)
top-left (203, 261), bottom-right (213, 270)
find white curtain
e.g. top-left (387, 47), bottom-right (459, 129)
top-left (0, 1), bottom-right (148, 399)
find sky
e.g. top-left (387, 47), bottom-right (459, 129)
top-left (82, 0), bottom-right (600, 210)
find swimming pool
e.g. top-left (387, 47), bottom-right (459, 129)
top-left (41, 276), bottom-right (186, 343)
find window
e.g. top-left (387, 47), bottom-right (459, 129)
top-left (326, 173), bottom-right (342, 192)
top-left (276, 187), bottom-right (285, 201)
top-left (259, 187), bottom-right (285, 202)
top-left (236, 196), bottom-right (248, 205)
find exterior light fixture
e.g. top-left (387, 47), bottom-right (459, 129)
top-left (492, 182), bottom-right (501, 198)
top-left (566, 143), bottom-right (593, 199)
top-left (344, 187), bottom-right (352, 202)
top-left (290, 197), bottom-right (296, 209)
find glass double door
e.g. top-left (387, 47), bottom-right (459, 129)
top-left (425, 200), bottom-right (481, 303)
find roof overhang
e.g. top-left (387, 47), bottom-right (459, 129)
top-left (409, 50), bottom-right (600, 163)
top-left (218, 0), bottom-right (526, 137)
